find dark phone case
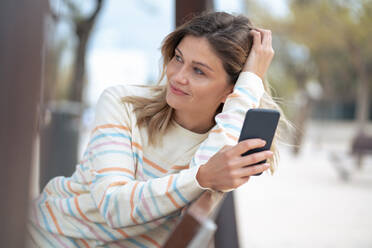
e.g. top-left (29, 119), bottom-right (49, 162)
top-left (238, 109), bottom-right (280, 176)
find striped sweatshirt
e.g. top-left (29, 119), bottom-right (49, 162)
top-left (28, 72), bottom-right (264, 248)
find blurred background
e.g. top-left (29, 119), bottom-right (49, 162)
top-left (1, 0), bottom-right (371, 247)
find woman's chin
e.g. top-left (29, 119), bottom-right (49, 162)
top-left (166, 93), bottom-right (184, 111)
top-left (165, 94), bottom-right (178, 109)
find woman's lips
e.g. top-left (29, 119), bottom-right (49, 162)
top-left (170, 84), bottom-right (188, 96)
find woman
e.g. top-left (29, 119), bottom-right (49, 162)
top-left (28, 12), bottom-right (282, 247)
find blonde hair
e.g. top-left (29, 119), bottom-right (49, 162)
top-left (123, 12), bottom-right (290, 174)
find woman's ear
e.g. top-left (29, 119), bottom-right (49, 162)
top-left (221, 85), bottom-right (234, 103)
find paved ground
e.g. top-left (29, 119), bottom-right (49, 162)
top-left (234, 121), bottom-right (372, 248)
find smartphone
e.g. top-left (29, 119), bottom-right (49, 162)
top-left (238, 108), bottom-right (280, 176)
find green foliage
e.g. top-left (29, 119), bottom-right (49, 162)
top-left (246, 0), bottom-right (372, 104)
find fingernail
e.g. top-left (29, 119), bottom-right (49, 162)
top-left (260, 140), bottom-right (266, 145)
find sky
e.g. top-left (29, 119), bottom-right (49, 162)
top-left (84, 0), bottom-right (288, 105)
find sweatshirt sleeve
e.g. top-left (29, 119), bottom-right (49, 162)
top-left (88, 72), bottom-right (263, 231)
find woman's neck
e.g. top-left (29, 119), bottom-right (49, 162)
top-left (174, 110), bottom-right (215, 134)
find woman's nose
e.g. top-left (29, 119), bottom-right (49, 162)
top-left (173, 66), bottom-right (188, 85)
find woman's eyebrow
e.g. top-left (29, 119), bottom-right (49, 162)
top-left (175, 47), bottom-right (214, 72)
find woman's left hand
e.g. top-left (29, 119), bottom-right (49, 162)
top-left (242, 28), bottom-right (275, 80)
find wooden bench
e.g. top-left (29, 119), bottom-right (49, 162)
top-left (164, 191), bottom-right (225, 247)
top-left (351, 133), bottom-right (372, 168)
top-left (331, 133), bottom-right (372, 181)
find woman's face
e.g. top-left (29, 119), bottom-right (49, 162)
top-left (166, 35), bottom-right (233, 118)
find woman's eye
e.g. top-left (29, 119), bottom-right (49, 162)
top-left (175, 54), bottom-right (182, 62)
top-left (194, 67), bottom-right (204, 75)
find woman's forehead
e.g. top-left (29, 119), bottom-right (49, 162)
top-left (177, 35), bottom-right (224, 72)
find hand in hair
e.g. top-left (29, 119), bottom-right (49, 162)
top-left (196, 139), bottom-right (273, 192)
top-left (242, 28), bottom-right (275, 80)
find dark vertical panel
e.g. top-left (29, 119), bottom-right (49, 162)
top-left (175, 0), bottom-right (214, 27)
top-left (214, 192), bottom-right (240, 248)
top-left (0, 0), bottom-right (47, 246)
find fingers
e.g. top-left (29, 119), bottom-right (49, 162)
top-left (239, 150), bottom-right (273, 167)
top-left (251, 28), bottom-right (273, 53)
top-left (255, 28), bottom-right (272, 47)
top-left (228, 139), bottom-right (266, 157)
top-left (239, 162), bottom-right (271, 177)
top-left (250, 30), bottom-right (262, 50)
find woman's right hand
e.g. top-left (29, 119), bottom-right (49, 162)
top-left (196, 139), bottom-right (273, 192)
top-left (242, 28), bottom-right (275, 80)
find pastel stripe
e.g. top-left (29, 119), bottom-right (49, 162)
top-left (165, 175), bottom-right (181, 208)
top-left (148, 181), bottom-right (163, 216)
top-left (210, 128), bottom-right (238, 141)
top-left (74, 197), bottom-right (91, 222)
top-left (116, 228), bottom-right (129, 238)
top-left (99, 181), bottom-right (128, 210)
top-left (102, 192), bottom-right (112, 216)
top-left (136, 167), bottom-right (146, 181)
top-left (218, 113), bottom-right (244, 123)
top-left (171, 164), bottom-right (189, 170)
top-left (227, 92), bottom-right (240, 98)
top-left (29, 221), bottom-right (56, 247)
top-left (143, 157), bottom-right (167, 173)
top-left (85, 141), bottom-right (132, 156)
top-left (61, 178), bottom-right (73, 197)
top-left (220, 122), bottom-right (241, 132)
top-left (74, 216), bottom-right (107, 243)
top-left (191, 156), bottom-right (197, 167)
top-left (172, 175), bottom-right (189, 204)
top-left (107, 211), bottom-right (115, 229)
top-left (134, 185), bottom-right (151, 229)
top-left (140, 189), bottom-right (162, 226)
top-left (139, 234), bottom-right (161, 248)
top-left (135, 208), bottom-right (151, 230)
top-left (54, 178), bottom-right (68, 198)
top-left (45, 201), bottom-right (63, 235)
top-left (91, 124), bottom-right (130, 135)
top-left (198, 146), bottom-right (219, 152)
top-left (38, 194), bottom-right (52, 233)
top-left (44, 202), bottom-right (70, 247)
top-left (91, 173), bottom-right (133, 184)
top-left (67, 180), bottom-right (80, 195)
top-left (133, 152), bottom-right (144, 165)
top-left (132, 141), bottom-right (143, 150)
top-left (89, 133), bottom-right (132, 145)
top-left (96, 223), bottom-right (117, 241)
top-left (66, 198), bottom-right (76, 217)
top-left (77, 168), bottom-right (89, 184)
top-left (143, 168), bottom-right (158, 178)
top-left (54, 199), bottom-right (89, 246)
top-left (126, 238), bottom-right (147, 248)
top-left (89, 150), bottom-right (133, 161)
top-left (97, 167), bottom-right (134, 176)
top-left (130, 182), bottom-right (140, 224)
top-left (79, 239), bottom-right (90, 248)
top-left (67, 237), bottom-right (80, 248)
top-left (235, 86), bottom-right (258, 102)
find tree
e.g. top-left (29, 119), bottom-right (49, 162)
top-left (50, 0), bottom-right (105, 103)
top-left (288, 0), bottom-right (372, 133)
top-left (246, 0), bottom-right (372, 154)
